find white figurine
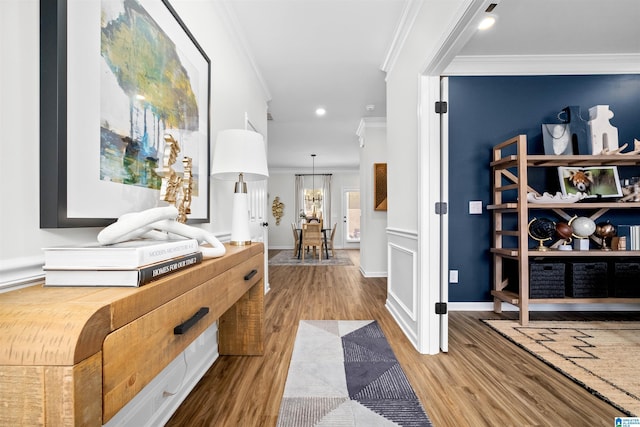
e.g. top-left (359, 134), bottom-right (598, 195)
top-left (588, 105), bottom-right (619, 154)
top-left (97, 206), bottom-right (226, 258)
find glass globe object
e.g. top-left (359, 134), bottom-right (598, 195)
top-left (569, 215), bottom-right (596, 238)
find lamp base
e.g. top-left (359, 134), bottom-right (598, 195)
top-left (230, 188), bottom-right (252, 246)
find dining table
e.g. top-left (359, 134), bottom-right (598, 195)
top-left (295, 226), bottom-right (330, 259)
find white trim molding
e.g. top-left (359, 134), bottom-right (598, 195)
top-left (381, 0), bottom-right (423, 75)
top-left (212, 1), bottom-right (272, 101)
top-left (386, 229), bottom-right (419, 349)
top-left (421, 0), bottom-right (497, 76)
top-left (445, 53), bottom-right (640, 76)
top-left (386, 227), bottom-right (418, 240)
top-left (356, 117), bottom-right (387, 148)
top-left (0, 255), bottom-right (45, 293)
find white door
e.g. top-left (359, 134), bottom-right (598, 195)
top-left (248, 176), bottom-right (269, 293)
top-left (342, 188), bottom-right (360, 249)
top-left (245, 115), bottom-right (270, 293)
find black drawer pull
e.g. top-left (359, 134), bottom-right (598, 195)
top-left (244, 269), bottom-right (258, 280)
top-left (174, 307), bottom-right (209, 335)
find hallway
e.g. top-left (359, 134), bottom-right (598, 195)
top-left (167, 250), bottom-right (627, 426)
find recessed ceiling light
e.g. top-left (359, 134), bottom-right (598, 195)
top-left (315, 107), bottom-right (326, 117)
top-left (478, 14), bottom-right (496, 30)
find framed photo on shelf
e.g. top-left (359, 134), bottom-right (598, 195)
top-left (557, 166), bottom-right (623, 199)
top-left (40, 0), bottom-right (211, 227)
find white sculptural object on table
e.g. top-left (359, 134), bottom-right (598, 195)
top-left (588, 105), bottom-right (619, 154)
top-left (97, 206), bottom-right (226, 258)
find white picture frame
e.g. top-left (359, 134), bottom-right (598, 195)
top-left (557, 166), bottom-right (623, 199)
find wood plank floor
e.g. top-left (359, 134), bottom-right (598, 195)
top-left (167, 249), bottom-right (636, 426)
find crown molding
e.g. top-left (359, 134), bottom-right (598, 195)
top-left (421, 0), bottom-right (496, 75)
top-left (444, 53), bottom-right (640, 76)
top-left (380, 0), bottom-right (423, 75)
top-left (213, 1), bottom-right (272, 101)
top-left (356, 117), bottom-right (386, 148)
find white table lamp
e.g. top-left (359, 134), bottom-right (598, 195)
top-left (212, 129), bottom-right (269, 245)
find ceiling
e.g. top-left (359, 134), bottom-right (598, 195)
top-left (223, 0), bottom-right (640, 171)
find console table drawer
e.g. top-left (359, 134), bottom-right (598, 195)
top-left (102, 254), bottom-right (262, 422)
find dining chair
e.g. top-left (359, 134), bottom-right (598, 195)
top-left (324, 223), bottom-right (337, 257)
top-left (291, 222), bottom-right (300, 256)
top-left (301, 222), bottom-right (323, 260)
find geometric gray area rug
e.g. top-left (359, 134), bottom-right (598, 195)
top-left (483, 319), bottom-right (640, 417)
top-left (269, 250), bottom-right (354, 266)
top-left (277, 320), bottom-right (433, 426)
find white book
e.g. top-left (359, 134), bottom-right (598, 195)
top-left (43, 239), bottom-right (200, 269)
top-left (44, 252), bottom-right (203, 287)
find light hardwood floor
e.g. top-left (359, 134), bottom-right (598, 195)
top-left (167, 249), bottom-right (635, 426)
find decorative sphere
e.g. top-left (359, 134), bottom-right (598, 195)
top-left (595, 221), bottom-right (616, 239)
top-left (569, 216), bottom-right (596, 238)
top-left (555, 222), bottom-right (573, 240)
top-left (528, 218), bottom-right (556, 241)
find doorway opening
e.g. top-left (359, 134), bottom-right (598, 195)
top-left (344, 189), bottom-right (360, 246)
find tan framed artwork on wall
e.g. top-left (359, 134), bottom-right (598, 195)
top-left (374, 163), bottom-right (387, 211)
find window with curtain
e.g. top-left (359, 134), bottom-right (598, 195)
top-left (295, 174), bottom-right (331, 227)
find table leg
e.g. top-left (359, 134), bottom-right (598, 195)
top-left (298, 230), bottom-right (303, 259)
top-left (323, 230), bottom-right (329, 258)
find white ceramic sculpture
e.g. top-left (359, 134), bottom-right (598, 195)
top-left (588, 105), bottom-right (619, 154)
top-left (97, 206), bottom-right (226, 258)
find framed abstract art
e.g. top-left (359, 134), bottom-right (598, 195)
top-left (40, 0), bottom-right (210, 227)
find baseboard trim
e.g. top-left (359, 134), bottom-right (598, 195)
top-left (359, 267), bottom-right (388, 278)
top-left (449, 301), bottom-right (640, 312)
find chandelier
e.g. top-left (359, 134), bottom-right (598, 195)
top-left (305, 154), bottom-right (322, 206)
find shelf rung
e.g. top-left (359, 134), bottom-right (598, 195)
top-left (496, 184), bottom-right (518, 192)
top-left (491, 248), bottom-right (519, 257)
top-left (492, 290), bottom-right (519, 305)
top-left (488, 203), bottom-right (518, 211)
top-left (496, 230), bottom-right (519, 236)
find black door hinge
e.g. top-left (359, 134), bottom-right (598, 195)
top-left (435, 101), bottom-right (447, 114)
top-left (435, 302), bottom-right (448, 315)
top-left (435, 202), bottom-right (447, 215)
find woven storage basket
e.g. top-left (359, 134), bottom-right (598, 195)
top-left (529, 262), bottom-right (565, 298)
top-left (566, 262), bottom-right (608, 298)
top-left (613, 262), bottom-right (640, 297)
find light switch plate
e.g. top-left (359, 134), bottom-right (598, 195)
top-left (449, 270), bottom-right (459, 283)
top-left (469, 200), bottom-right (483, 214)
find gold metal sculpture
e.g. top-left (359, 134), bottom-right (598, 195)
top-left (179, 157), bottom-right (193, 223)
top-left (272, 196), bottom-right (284, 225)
top-left (157, 133), bottom-right (193, 223)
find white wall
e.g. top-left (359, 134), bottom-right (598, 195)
top-left (357, 119), bottom-right (388, 277)
top-left (384, 0), bottom-right (469, 353)
top-left (0, 0), bottom-right (269, 289)
top-left (267, 170), bottom-right (359, 250)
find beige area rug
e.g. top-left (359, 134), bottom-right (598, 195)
top-left (276, 320), bottom-right (432, 426)
top-left (269, 250), bottom-right (354, 266)
top-left (483, 320), bottom-right (640, 416)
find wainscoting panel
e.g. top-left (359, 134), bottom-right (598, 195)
top-left (386, 228), bottom-right (419, 347)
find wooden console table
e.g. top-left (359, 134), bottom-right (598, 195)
top-left (0, 243), bottom-right (264, 426)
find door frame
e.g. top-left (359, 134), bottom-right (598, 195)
top-left (417, 0), bottom-right (496, 354)
top-left (342, 187), bottom-right (361, 249)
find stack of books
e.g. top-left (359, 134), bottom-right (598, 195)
top-left (616, 225), bottom-right (640, 251)
top-left (43, 239), bottom-right (202, 287)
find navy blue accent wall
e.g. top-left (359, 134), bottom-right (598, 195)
top-left (448, 75), bottom-right (640, 302)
